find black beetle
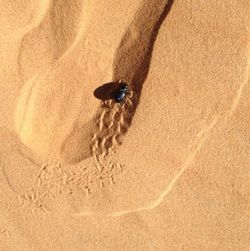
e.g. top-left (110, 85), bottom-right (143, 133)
top-left (113, 83), bottom-right (129, 103)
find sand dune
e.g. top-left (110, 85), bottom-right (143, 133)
top-left (0, 0), bottom-right (249, 250)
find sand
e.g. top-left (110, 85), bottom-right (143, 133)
top-left (0, 0), bottom-right (249, 250)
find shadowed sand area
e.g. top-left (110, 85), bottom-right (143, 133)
top-left (0, 0), bottom-right (250, 250)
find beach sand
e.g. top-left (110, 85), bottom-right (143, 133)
top-left (0, 0), bottom-right (249, 250)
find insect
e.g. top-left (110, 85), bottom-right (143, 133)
top-left (113, 82), bottom-right (130, 103)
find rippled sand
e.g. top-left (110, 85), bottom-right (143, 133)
top-left (0, 0), bottom-right (249, 250)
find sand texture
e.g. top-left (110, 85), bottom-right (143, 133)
top-left (0, 0), bottom-right (250, 250)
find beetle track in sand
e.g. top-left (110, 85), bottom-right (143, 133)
top-left (91, 91), bottom-right (135, 175)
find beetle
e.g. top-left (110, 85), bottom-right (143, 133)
top-left (113, 82), bottom-right (130, 103)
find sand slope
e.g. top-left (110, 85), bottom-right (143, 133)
top-left (0, 0), bottom-right (249, 250)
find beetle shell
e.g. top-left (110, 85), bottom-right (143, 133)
top-left (114, 83), bottom-right (129, 103)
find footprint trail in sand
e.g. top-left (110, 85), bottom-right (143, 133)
top-left (91, 92), bottom-right (135, 174)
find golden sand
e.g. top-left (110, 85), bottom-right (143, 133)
top-left (0, 0), bottom-right (249, 250)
